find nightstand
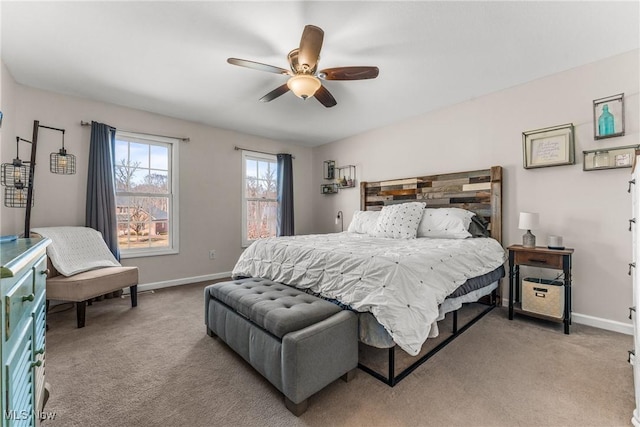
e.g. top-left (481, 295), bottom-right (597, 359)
top-left (507, 245), bottom-right (574, 334)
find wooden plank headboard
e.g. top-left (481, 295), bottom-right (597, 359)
top-left (360, 166), bottom-right (503, 244)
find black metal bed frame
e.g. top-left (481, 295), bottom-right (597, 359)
top-left (357, 290), bottom-right (498, 387)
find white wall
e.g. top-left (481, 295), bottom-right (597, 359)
top-left (0, 67), bottom-right (315, 285)
top-left (312, 50), bottom-right (640, 327)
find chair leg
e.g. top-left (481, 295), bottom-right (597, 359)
top-left (76, 301), bottom-right (86, 328)
top-left (130, 285), bottom-right (138, 307)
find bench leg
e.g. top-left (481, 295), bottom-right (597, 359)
top-left (341, 369), bottom-right (356, 383)
top-left (76, 301), bottom-right (86, 328)
top-left (130, 285), bottom-right (138, 307)
top-left (284, 397), bottom-right (308, 417)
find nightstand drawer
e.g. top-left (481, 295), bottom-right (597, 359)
top-left (514, 251), bottom-right (563, 269)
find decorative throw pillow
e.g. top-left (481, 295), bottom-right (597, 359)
top-left (347, 210), bottom-right (381, 235)
top-left (373, 202), bottom-right (426, 239)
top-left (417, 208), bottom-right (474, 239)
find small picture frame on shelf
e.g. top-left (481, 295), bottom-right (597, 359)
top-left (523, 123), bottom-right (575, 169)
top-left (593, 93), bottom-right (624, 140)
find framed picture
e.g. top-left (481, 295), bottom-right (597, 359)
top-left (523, 123), bottom-right (575, 169)
top-left (583, 144), bottom-right (640, 171)
top-left (593, 93), bottom-right (624, 140)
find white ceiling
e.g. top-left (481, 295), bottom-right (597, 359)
top-left (1, 1), bottom-right (638, 147)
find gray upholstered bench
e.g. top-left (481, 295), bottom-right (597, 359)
top-left (204, 278), bottom-right (358, 416)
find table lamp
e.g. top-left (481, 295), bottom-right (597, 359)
top-left (519, 212), bottom-right (539, 248)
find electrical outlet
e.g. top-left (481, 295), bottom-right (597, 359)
top-left (209, 250), bottom-right (216, 260)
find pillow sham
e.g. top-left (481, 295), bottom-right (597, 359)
top-left (347, 210), bottom-right (381, 235)
top-left (373, 202), bottom-right (426, 239)
top-left (417, 208), bottom-right (474, 239)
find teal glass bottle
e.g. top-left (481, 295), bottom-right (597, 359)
top-left (598, 104), bottom-right (615, 136)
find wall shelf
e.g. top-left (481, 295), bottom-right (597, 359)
top-left (336, 165), bottom-right (356, 188)
top-left (583, 144), bottom-right (640, 171)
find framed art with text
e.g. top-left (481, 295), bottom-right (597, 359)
top-left (523, 123), bottom-right (575, 169)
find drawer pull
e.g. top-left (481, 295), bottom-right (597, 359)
top-left (31, 360), bottom-right (42, 368)
top-left (630, 263), bottom-right (636, 276)
top-left (631, 218), bottom-right (636, 231)
top-left (40, 269), bottom-right (50, 277)
top-left (630, 349), bottom-right (636, 364)
top-left (629, 179), bottom-right (636, 193)
top-left (22, 294), bottom-right (35, 302)
top-left (529, 258), bottom-right (548, 264)
top-left (35, 348), bottom-right (45, 355)
top-left (631, 306), bottom-right (636, 320)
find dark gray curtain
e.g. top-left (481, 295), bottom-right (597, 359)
top-left (86, 121), bottom-right (119, 260)
top-left (276, 153), bottom-right (294, 236)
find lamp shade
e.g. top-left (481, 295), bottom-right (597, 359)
top-left (518, 212), bottom-right (539, 230)
top-left (287, 75), bottom-right (321, 99)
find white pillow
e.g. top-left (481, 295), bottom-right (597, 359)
top-left (347, 210), bottom-right (381, 235)
top-left (417, 208), bottom-right (474, 239)
top-left (373, 202), bottom-right (426, 239)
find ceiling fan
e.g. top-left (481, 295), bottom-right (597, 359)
top-left (227, 25), bottom-right (379, 108)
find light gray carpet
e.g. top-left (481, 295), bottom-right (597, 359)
top-left (43, 281), bottom-right (634, 427)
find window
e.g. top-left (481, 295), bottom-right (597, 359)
top-left (114, 132), bottom-right (179, 257)
top-left (242, 151), bottom-right (278, 247)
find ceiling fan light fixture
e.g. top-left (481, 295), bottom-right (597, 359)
top-left (287, 74), bottom-right (321, 99)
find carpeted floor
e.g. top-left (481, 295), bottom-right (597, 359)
top-left (43, 281), bottom-right (634, 427)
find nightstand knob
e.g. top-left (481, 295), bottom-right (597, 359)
top-left (40, 269), bottom-right (50, 277)
top-left (630, 219), bottom-right (636, 231)
top-left (35, 348), bottom-right (45, 355)
top-left (629, 179), bottom-right (636, 193)
top-left (630, 263), bottom-right (636, 276)
top-left (22, 294), bottom-right (35, 302)
top-left (30, 360), bottom-right (42, 368)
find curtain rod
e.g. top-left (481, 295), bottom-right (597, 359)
top-left (234, 146), bottom-right (295, 159)
top-left (80, 121), bottom-right (190, 142)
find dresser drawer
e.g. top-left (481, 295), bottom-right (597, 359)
top-left (33, 255), bottom-right (47, 299)
top-left (514, 251), bottom-right (563, 269)
top-left (5, 269), bottom-right (35, 340)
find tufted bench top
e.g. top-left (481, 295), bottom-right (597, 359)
top-left (207, 278), bottom-right (341, 338)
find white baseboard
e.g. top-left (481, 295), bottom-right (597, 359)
top-left (501, 298), bottom-right (633, 335)
top-left (124, 271), bottom-right (233, 293)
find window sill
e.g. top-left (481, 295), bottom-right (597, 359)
top-left (120, 248), bottom-right (179, 259)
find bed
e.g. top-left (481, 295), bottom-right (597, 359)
top-left (232, 166), bottom-right (506, 385)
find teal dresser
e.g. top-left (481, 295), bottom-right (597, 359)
top-left (1, 237), bottom-right (50, 426)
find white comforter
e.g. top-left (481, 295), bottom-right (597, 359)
top-left (232, 233), bottom-right (507, 356)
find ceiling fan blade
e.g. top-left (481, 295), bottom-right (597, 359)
top-left (259, 84), bottom-right (290, 102)
top-left (314, 85), bottom-right (337, 108)
top-left (227, 58), bottom-right (291, 75)
top-left (298, 25), bottom-right (324, 72)
top-left (319, 66), bottom-right (379, 80)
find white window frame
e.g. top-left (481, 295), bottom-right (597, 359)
top-left (115, 131), bottom-right (179, 258)
top-left (241, 150), bottom-right (278, 248)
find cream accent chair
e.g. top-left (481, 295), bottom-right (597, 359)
top-left (46, 259), bottom-right (138, 328)
top-left (31, 227), bottom-right (139, 328)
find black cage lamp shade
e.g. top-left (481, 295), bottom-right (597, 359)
top-left (1, 158), bottom-right (28, 188)
top-left (50, 130), bottom-right (75, 174)
top-left (3, 184), bottom-right (32, 208)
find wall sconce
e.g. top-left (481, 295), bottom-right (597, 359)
top-left (49, 128), bottom-right (75, 174)
top-left (335, 210), bottom-right (343, 232)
